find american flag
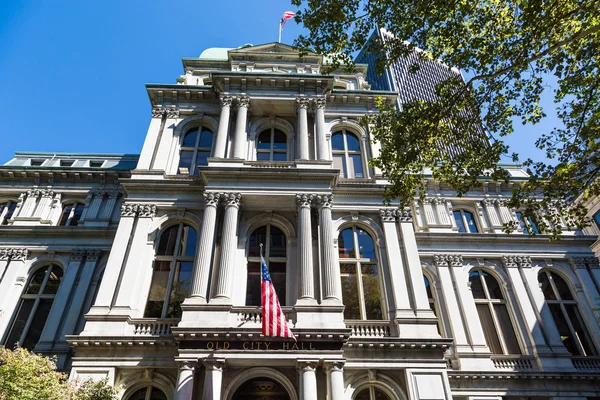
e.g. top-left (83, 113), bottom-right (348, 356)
top-left (280, 11), bottom-right (296, 31)
top-left (261, 256), bottom-right (295, 340)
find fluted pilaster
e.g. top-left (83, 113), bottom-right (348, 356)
top-left (296, 193), bottom-right (315, 302)
top-left (212, 193), bottom-right (241, 302)
top-left (213, 96), bottom-right (233, 158)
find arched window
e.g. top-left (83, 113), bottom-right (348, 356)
top-left (424, 274), bottom-right (442, 335)
top-left (354, 386), bottom-right (391, 400)
top-left (232, 377), bottom-right (290, 400)
top-left (0, 200), bottom-right (17, 225)
top-left (332, 130), bottom-right (364, 179)
top-left (469, 270), bottom-right (521, 354)
top-left (178, 127), bottom-right (213, 175)
top-left (59, 201), bottom-right (85, 226)
top-left (516, 211), bottom-right (541, 234)
top-left (538, 270), bottom-right (596, 355)
top-left (126, 385), bottom-right (168, 400)
top-left (453, 209), bottom-right (478, 233)
top-left (339, 227), bottom-right (383, 320)
top-left (256, 128), bottom-right (287, 161)
top-left (4, 265), bottom-right (63, 349)
top-left (144, 223), bottom-right (197, 318)
top-left (247, 225), bottom-right (287, 306)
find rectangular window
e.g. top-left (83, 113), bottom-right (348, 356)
top-left (89, 161), bottom-right (104, 168)
top-left (340, 264), bottom-right (360, 320)
top-left (60, 160), bottom-right (75, 167)
top-left (30, 159), bottom-right (44, 166)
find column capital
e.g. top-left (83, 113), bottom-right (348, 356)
top-left (219, 95), bottom-right (233, 107)
top-left (433, 254), bottom-right (463, 267)
top-left (120, 203), bottom-right (157, 218)
top-left (204, 192), bottom-right (221, 208)
top-left (178, 360), bottom-right (198, 371)
top-left (152, 106), bottom-right (180, 118)
top-left (324, 360), bottom-right (345, 372)
top-left (0, 248), bottom-right (30, 261)
top-left (296, 193), bottom-right (314, 208)
top-left (296, 97), bottom-right (311, 110)
top-left (41, 189), bottom-right (55, 198)
top-left (86, 249), bottom-right (102, 261)
top-left (138, 204), bottom-right (157, 218)
top-left (379, 208), bottom-right (397, 223)
top-left (221, 192), bottom-right (241, 208)
top-left (70, 249), bottom-right (87, 262)
top-left (313, 97), bottom-right (326, 109)
top-left (316, 194), bottom-right (333, 209)
top-left (203, 358), bottom-right (226, 371)
top-left (297, 360), bottom-right (319, 371)
top-left (502, 255), bottom-right (532, 269)
top-left (27, 189), bottom-right (43, 198)
top-left (237, 95), bottom-right (250, 108)
top-left (397, 208), bottom-right (413, 223)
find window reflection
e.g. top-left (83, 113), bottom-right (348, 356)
top-left (247, 224), bottom-right (287, 306)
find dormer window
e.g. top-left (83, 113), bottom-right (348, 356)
top-left (89, 161), bottom-right (104, 168)
top-left (30, 159), bottom-right (44, 166)
top-left (60, 160), bottom-right (75, 167)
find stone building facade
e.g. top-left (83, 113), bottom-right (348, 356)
top-left (1, 43), bottom-right (600, 400)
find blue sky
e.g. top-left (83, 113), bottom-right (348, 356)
top-left (0, 0), bottom-right (552, 165)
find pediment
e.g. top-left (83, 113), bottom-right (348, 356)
top-left (229, 42), bottom-right (309, 55)
top-left (228, 42), bottom-right (321, 64)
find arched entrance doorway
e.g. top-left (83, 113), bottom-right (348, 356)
top-left (232, 377), bottom-right (291, 400)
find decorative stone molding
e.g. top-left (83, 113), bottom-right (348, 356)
top-left (295, 97), bottom-right (311, 110)
top-left (221, 192), bottom-right (241, 208)
top-left (120, 203), bottom-right (157, 218)
top-left (502, 255), bottom-right (532, 269)
top-left (70, 249), bottom-right (87, 262)
top-left (433, 254), bottom-right (463, 267)
top-left (219, 95), bottom-right (233, 107)
top-left (26, 189), bottom-right (43, 198)
top-left (313, 97), bottom-right (326, 109)
top-left (203, 358), bottom-right (225, 371)
top-left (178, 361), bottom-right (198, 371)
top-left (86, 249), bottom-right (102, 261)
top-left (397, 208), bottom-right (413, 222)
top-left (570, 257), bottom-right (600, 270)
top-left (204, 192), bottom-right (221, 207)
top-left (297, 360), bottom-right (319, 372)
top-left (324, 361), bottom-right (345, 372)
top-left (296, 193), bottom-right (314, 208)
top-left (379, 209), bottom-right (397, 223)
top-left (0, 248), bottom-right (30, 261)
top-left (121, 203), bottom-right (138, 217)
top-left (237, 96), bottom-right (250, 108)
top-left (316, 194), bottom-right (333, 209)
top-left (151, 106), bottom-right (180, 118)
top-left (41, 190), bottom-right (55, 198)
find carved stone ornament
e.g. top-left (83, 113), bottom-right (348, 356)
top-left (70, 249), bottom-right (87, 262)
top-left (27, 189), bottom-right (42, 198)
top-left (203, 358), bottom-right (225, 371)
top-left (219, 95), bottom-right (233, 107)
top-left (296, 193), bottom-right (314, 208)
top-left (151, 106), bottom-right (180, 118)
top-left (316, 194), bottom-right (333, 209)
top-left (179, 361), bottom-right (198, 371)
top-left (324, 361), bottom-right (345, 372)
top-left (569, 257), bottom-right (599, 270)
top-left (138, 204), bottom-right (157, 218)
top-left (121, 203), bottom-right (139, 217)
top-left (313, 97), bottom-right (326, 109)
top-left (86, 249), bottom-right (102, 261)
top-left (295, 97), bottom-right (311, 110)
top-left (379, 209), bottom-right (397, 223)
top-left (397, 208), bottom-right (413, 222)
top-left (502, 255), bottom-right (532, 269)
top-left (41, 190), bottom-right (55, 198)
top-left (222, 192), bottom-right (242, 208)
top-left (204, 192), bottom-right (221, 207)
top-left (422, 198), bottom-right (433, 205)
top-left (108, 191), bottom-right (120, 199)
top-left (0, 248), bottom-right (30, 261)
top-left (434, 254), bottom-right (463, 267)
top-left (297, 360), bottom-right (319, 372)
top-left (237, 96), bottom-right (250, 108)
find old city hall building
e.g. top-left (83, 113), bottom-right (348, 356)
top-left (1, 42), bottom-right (600, 400)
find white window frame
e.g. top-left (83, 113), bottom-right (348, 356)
top-left (332, 129), bottom-right (367, 179)
top-left (178, 127), bottom-right (214, 175)
top-left (255, 127), bottom-right (288, 162)
top-left (0, 200), bottom-right (17, 225)
top-left (453, 209), bottom-right (479, 233)
top-left (59, 201), bottom-right (84, 226)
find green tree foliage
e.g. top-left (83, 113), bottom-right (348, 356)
top-left (0, 347), bottom-right (119, 400)
top-left (293, 0), bottom-right (600, 236)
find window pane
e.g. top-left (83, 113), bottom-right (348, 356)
top-left (195, 151), bottom-right (210, 168)
top-left (167, 261), bottom-right (193, 318)
top-left (565, 304), bottom-right (596, 356)
top-left (22, 299), bottom-right (53, 350)
top-left (150, 387), bottom-right (168, 400)
top-left (351, 154), bottom-right (363, 178)
top-left (538, 272), bottom-right (557, 300)
top-left (257, 152), bottom-right (270, 161)
top-left (424, 276), bottom-right (433, 299)
top-left (345, 133), bottom-right (360, 151)
top-left (271, 262), bottom-right (286, 306)
top-left (476, 303), bottom-right (503, 354)
top-left (128, 388), bottom-right (148, 400)
top-left (3, 202), bottom-right (16, 224)
top-left (246, 262), bottom-right (261, 306)
top-left (26, 268), bottom-right (48, 294)
top-left (249, 227), bottom-right (267, 257)
top-left (357, 229), bottom-right (376, 260)
top-left (178, 150), bottom-right (193, 174)
top-left (454, 211), bottom-right (466, 233)
top-left (374, 388), bottom-right (391, 400)
top-left (157, 226), bottom-right (179, 256)
top-left (333, 154), bottom-right (347, 177)
top-left (70, 204), bottom-right (85, 226)
top-left (341, 264), bottom-right (360, 319)
top-left (354, 389), bottom-right (370, 400)
top-left (548, 303), bottom-right (578, 354)
top-left (469, 271), bottom-right (486, 299)
top-left (272, 152), bottom-right (287, 161)
top-left (199, 130), bottom-right (213, 148)
top-left (463, 211), bottom-right (478, 233)
top-left (43, 267), bottom-right (63, 295)
top-left (59, 205), bottom-right (72, 226)
top-left (482, 271), bottom-right (503, 299)
top-left (180, 225), bottom-right (198, 257)
top-left (270, 226), bottom-right (286, 258)
top-left (494, 304), bottom-right (521, 354)
top-left (182, 129), bottom-right (198, 147)
top-left (362, 264), bottom-right (383, 320)
top-left (257, 131), bottom-right (271, 149)
top-left (338, 229), bottom-right (355, 258)
top-left (5, 299), bottom-right (35, 348)
top-left (331, 133), bottom-right (344, 150)
top-left (144, 261), bottom-right (171, 318)
top-left (550, 272), bottom-right (573, 300)
top-left (272, 129), bottom-right (286, 149)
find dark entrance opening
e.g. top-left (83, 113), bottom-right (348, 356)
top-left (232, 377), bottom-right (291, 400)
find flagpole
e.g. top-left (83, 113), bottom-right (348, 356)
top-left (278, 20), bottom-right (282, 43)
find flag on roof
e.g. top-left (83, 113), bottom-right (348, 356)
top-left (280, 11), bottom-right (296, 31)
top-left (261, 255), bottom-right (295, 340)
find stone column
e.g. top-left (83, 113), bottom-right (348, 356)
top-left (212, 193), bottom-right (241, 303)
top-left (296, 97), bottom-right (311, 160)
top-left (203, 359), bottom-right (225, 400)
top-left (99, 191), bottom-right (120, 220)
top-left (298, 361), bottom-right (318, 400)
top-left (313, 98), bottom-right (328, 161)
top-left (85, 191), bottom-right (104, 220)
top-left (325, 361), bottom-right (345, 400)
top-left (36, 249), bottom-right (86, 351)
top-left (0, 249), bottom-right (29, 315)
top-left (175, 361), bottom-right (196, 400)
top-left (397, 209), bottom-right (433, 316)
top-left (189, 192), bottom-right (220, 303)
top-left (213, 95), bottom-right (233, 159)
top-left (137, 107), bottom-right (169, 170)
top-left (317, 194), bottom-right (341, 303)
top-left (570, 257), bottom-right (600, 318)
top-left (232, 96), bottom-right (250, 159)
top-left (296, 194), bottom-right (315, 304)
